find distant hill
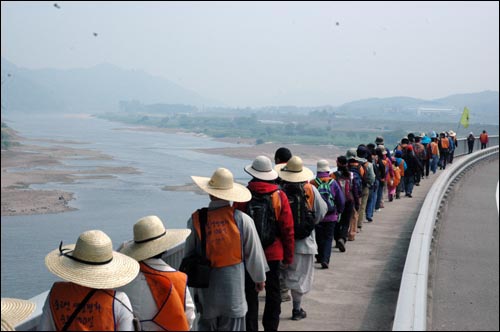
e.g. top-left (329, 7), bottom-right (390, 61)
top-left (332, 92), bottom-right (499, 124)
top-left (1, 57), bottom-right (498, 124)
top-left (1, 58), bottom-right (221, 114)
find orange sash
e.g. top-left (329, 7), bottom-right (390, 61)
top-left (140, 262), bottom-right (189, 331)
top-left (192, 206), bottom-right (243, 268)
top-left (49, 282), bottom-right (115, 331)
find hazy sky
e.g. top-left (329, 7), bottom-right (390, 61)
top-left (1, 1), bottom-right (499, 107)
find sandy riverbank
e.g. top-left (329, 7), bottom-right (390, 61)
top-left (1, 132), bottom-right (139, 216)
top-left (2, 125), bottom-right (348, 216)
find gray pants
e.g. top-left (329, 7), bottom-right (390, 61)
top-left (197, 316), bottom-right (246, 331)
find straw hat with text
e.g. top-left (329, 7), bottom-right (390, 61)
top-left (120, 215), bottom-right (191, 262)
top-left (45, 230), bottom-right (140, 289)
top-left (278, 156), bottom-right (314, 183)
top-left (192, 167), bottom-right (251, 202)
top-left (1, 298), bottom-right (36, 331)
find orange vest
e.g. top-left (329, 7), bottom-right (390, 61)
top-left (440, 137), bottom-right (449, 149)
top-left (430, 141), bottom-right (439, 156)
top-left (49, 282), bottom-right (116, 331)
top-left (192, 206), bottom-right (243, 268)
top-left (139, 262), bottom-right (189, 331)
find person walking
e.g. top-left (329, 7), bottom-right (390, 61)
top-left (438, 132), bottom-right (450, 170)
top-left (39, 230), bottom-right (140, 331)
top-left (402, 145), bottom-right (422, 198)
top-left (234, 155), bottom-right (295, 331)
top-left (278, 156), bottom-right (327, 321)
top-left (429, 136), bottom-right (440, 174)
top-left (117, 215), bottom-right (195, 331)
top-left (186, 167), bottom-right (268, 331)
top-left (467, 132), bottom-right (475, 154)
top-left (479, 130), bottom-right (489, 149)
top-left (448, 131), bottom-right (458, 164)
top-left (331, 155), bottom-right (360, 250)
top-left (393, 150), bottom-right (407, 199)
top-left (310, 159), bottom-right (345, 269)
top-left (273, 147), bottom-right (293, 303)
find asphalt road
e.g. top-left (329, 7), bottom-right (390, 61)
top-left (429, 156), bottom-right (499, 331)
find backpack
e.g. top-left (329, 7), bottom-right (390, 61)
top-left (314, 178), bottom-right (335, 213)
top-left (348, 164), bottom-right (364, 197)
top-left (282, 182), bottom-right (315, 240)
top-left (414, 143), bottom-right (427, 160)
top-left (333, 171), bottom-right (353, 202)
top-left (246, 191), bottom-right (280, 248)
top-left (392, 163), bottom-right (401, 187)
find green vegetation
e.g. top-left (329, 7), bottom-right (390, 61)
top-left (96, 104), bottom-right (498, 149)
top-left (1, 122), bottom-right (15, 149)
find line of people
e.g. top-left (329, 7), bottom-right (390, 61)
top-left (4, 130), bottom-right (482, 331)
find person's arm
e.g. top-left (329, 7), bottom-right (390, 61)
top-left (277, 191), bottom-right (294, 265)
top-left (184, 287), bottom-right (196, 329)
top-left (114, 291), bottom-right (135, 331)
top-left (237, 210), bottom-right (268, 285)
top-left (39, 293), bottom-right (57, 331)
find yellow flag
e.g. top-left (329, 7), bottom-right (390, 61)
top-left (460, 107), bottom-right (470, 128)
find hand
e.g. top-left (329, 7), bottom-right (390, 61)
top-left (280, 263), bottom-right (289, 270)
top-left (255, 282), bottom-right (265, 292)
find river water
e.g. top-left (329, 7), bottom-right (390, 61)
top-left (1, 113), bottom-right (252, 299)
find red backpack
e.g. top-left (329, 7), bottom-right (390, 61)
top-left (333, 171), bottom-right (353, 202)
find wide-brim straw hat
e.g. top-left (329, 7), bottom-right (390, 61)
top-left (192, 167), bottom-right (251, 202)
top-left (449, 130), bottom-right (456, 137)
top-left (244, 155), bottom-right (278, 181)
top-left (278, 156), bottom-right (314, 183)
top-left (120, 215), bottom-right (191, 262)
top-left (1, 298), bottom-right (36, 331)
top-left (45, 230), bottom-right (140, 289)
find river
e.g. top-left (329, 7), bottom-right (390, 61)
top-left (1, 113), bottom-right (252, 299)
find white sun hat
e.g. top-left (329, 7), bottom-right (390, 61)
top-left (191, 167), bottom-right (251, 202)
top-left (119, 215), bottom-right (191, 262)
top-left (244, 155), bottom-right (278, 181)
top-left (278, 156), bottom-right (314, 183)
top-left (45, 230), bottom-right (140, 289)
top-left (316, 159), bottom-right (330, 173)
top-left (1, 298), bottom-right (36, 331)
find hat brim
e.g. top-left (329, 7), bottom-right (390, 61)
top-left (1, 298), bottom-right (36, 329)
top-left (244, 165), bottom-right (278, 181)
top-left (120, 229), bottom-right (191, 262)
top-left (45, 245), bottom-right (140, 289)
top-left (278, 166), bottom-right (314, 183)
top-left (191, 176), bottom-right (252, 202)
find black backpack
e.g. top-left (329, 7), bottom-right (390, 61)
top-left (246, 191), bottom-right (279, 248)
top-left (282, 182), bottom-right (315, 240)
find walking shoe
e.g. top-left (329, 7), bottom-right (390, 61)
top-left (337, 238), bottom-right (346, 252)
top-left (292, 308), bottom-right (307, 321)
top-left (366, 218), bottom-right (373, 223)
top-left (320, 262), bottom-right (329, 269)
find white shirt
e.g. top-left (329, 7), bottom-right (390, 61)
top-left (39, 286), bottom-right (135, 331)
top-left (117, 258), bottom-right (196, 331)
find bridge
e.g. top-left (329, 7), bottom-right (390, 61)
top-left (16, 136), bottom-right (499, 331)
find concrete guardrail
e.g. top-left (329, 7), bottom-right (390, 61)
top-left (392, 142), bottom-right (499, 331)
